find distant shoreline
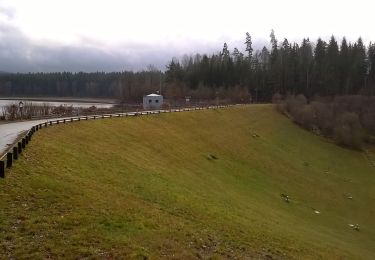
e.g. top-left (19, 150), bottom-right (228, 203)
top-left (0, 97), bottom-right (118, 104)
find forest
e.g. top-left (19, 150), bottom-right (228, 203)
top-left (0, 70), bottom-right (163, 102)
top-left (165, 31), bottom-right (375, 101)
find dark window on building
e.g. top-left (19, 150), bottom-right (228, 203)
top-left (155, 99), bottom-right (159, 103)
top-left (149, 99), bottom-right (152, 103)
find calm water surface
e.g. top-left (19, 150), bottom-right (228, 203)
top-left (0, 99), bottom-right (114, 109)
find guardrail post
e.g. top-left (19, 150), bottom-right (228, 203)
top-left (49, 121), bottom-right (52, 126)
top-left (22, 138), bottom-right (26, 148)
top-left (71, 118), bottom-right (73, 122)
top-left (45, 122), bottom-right (47, 127)
top-left (6, 153), bottom-right (12, 167)
top-left (35, 125), bottom-right (39, 131)
top-left (18, 142), bottom-right (22, 154)
top-left (63, 119), bottom-right (66, 123)
top-left (13, 147), bottom-right (18, 160)
top-left (0, 161), bottom-right (5, 178)
top-left (57, 120), bottom-right (59, 124)
top-left (78, 117), bottom-right (81, 121)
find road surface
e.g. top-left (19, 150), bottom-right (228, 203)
top-left (0, 118), bottom-right (62, 155)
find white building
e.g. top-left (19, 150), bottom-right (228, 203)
top-left (143, 93), bottom-right (163, 110)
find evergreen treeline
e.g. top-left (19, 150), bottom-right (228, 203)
top-left (1, 31), bottom-right (374, 103)
top-left (0, 71), bottom-right (163, 101)
top-left (165, 31), bottom-right (375, 101)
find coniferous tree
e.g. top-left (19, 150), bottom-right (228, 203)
top-left (221, 43), bottom-right (230, 58)
top-left (269, 29), bottom-right (281, 93)
top-left (368, 43), bottom-right (375, 94)
top-left (326, 36), bottom-right (340, 95)
top-left (351, 38), bottom-right (367, 93)
top-left (280, 38), bottom-right (291, 94)
top-left (313, 38), bottom-right (327, 95)
top-left (299, 38), bottom-right (313, 96)
top-left (245, 32), bottom-right (253, 60)
top-left (339, 37), bottom-right (350, 94)
top-left (233, 48), bottom-right (241, 59)
top-left (269, 29), bottom-right (278, 64)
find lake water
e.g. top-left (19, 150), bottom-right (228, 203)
top-left (0, 99), bottom-right (114, 109)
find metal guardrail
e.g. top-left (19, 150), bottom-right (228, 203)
top-left (0, 105), bottom-right (233, 178)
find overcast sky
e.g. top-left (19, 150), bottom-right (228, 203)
top-left (0, 0), bottom-right (374, 72)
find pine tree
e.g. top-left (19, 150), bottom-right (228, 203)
top-left (299, 38), bottom-right (313, 96)
top-left (280, 38), bottom-right (291, 94)
top-left (368, 43), bottom-right (375, 94)
top-left (233, 48), bottom-right (241, 59)
top-left (351, 37), bottom-right (367, 93)
top-left (269, 30), bottom-right (281, 93)
top-left (245, 32), bottom-right (253, 60)
top-left (221, 43), bottom-right (230, 58)
top-left (313, 38), bottom-right (327, 95)
top-left (269, 29), bottom-right (278, 64)
top-left (326, 35), bottom-right (340, 95)
top-left (339, 37), bottom-right (350, 94)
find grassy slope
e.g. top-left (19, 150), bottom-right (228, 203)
top-left (0, 105), bottom-right (374, 259)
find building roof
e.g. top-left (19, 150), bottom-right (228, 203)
top-left (145, 93), bottom-right (162, 97)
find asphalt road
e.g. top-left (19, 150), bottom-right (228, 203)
top-left (0, 118), bottom-right (61, 155)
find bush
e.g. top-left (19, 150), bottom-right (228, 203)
top-left (294, 105), bottom-right (315, 130)
top-left (334, 112), bottom-right (364, 150)
top-left (362, 112), bottom-right (375, 135)
top-left (311, 101), bottom-right (334, 135)
top-left (272, 93), bottom-right (283, 104)
top-left (275, 94), bottom-right (373, 150)
top-left (282, 94), bottom-right (313, 129)
top-left (285, 94), bottom-right (307, 115)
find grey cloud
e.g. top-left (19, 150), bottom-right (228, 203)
top-left (0, 6), bottom-right (15, 20)
top-left (0, 22), bottom-right (267, 73)
top-left (0, 24), bottom-right (176, 72)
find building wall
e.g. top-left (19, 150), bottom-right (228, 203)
top-left (143, 96), bottom-right (163, 110)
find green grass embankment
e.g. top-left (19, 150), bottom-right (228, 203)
top-left (1, 105), bottom-right (374, 259)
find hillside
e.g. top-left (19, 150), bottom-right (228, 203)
top-left (0, 105), bottom-right (374, 259)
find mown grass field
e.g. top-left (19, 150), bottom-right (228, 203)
top-left (1, 105), bottom-right (374, 259)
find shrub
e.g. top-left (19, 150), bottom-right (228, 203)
top-left (362, 112), bottom-right (375, 135)
top-left (285, 94), bottom-right (307, 115)
top-left (311, 101), bottom-right (334, 135)
top-left (272, 93), bottom-right (283, 104)
top-left (296, 105), bottom-right (315, 130)
top-left (334, 112), bottom-right (364, 150)
top-left (275, 94), bottom-right (373, 150)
